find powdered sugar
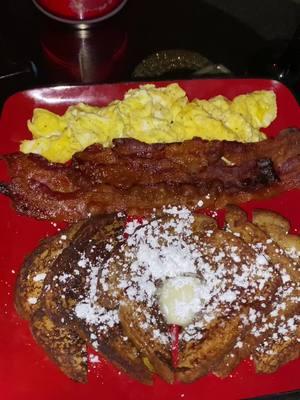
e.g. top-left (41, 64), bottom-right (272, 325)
top-left (46, 204), bottom-right (299, 363)
top-left (28, 297), bottom-right (37, 304)
top-left (74, 253), bottom-right (119, 334)
top-left (93, 206), bottom-right (278, 344)
top-left (33, 273), bottom-right (46, 282)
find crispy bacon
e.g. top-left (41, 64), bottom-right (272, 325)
top-left (1, 129), bottom-right (300, 222)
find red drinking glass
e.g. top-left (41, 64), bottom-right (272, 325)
top-left (33, 0), bottom-right (128, 23)
top-left (40, 18), bottom-right (128, 83)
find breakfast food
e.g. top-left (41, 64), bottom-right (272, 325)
top-left (2, 128), bottom-right (300, 222)
top-left (20, 84), bottom-right (276, 163)
top-left (3, 80), bottom-right (300, 393)
top-left (212, 206), bottom-right (300, 378)
top-left (15, 206), bottom-right (300, 384)
top-left (15, 219), bottom-right (88, 382)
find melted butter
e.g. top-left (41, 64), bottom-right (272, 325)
top-left (158, 276), bottom-right (206, 327)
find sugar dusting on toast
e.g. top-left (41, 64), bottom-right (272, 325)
top-left (74, 254), bottom-right (119, 333)
top-left (19, 205), bottom-right (300, 383)
top-left (70, 206), bottom-right (292, 345)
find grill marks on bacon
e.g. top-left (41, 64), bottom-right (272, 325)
top-left (1, 129), bottom-right (300, 222)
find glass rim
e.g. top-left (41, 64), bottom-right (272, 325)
top-left (32, 0), bottom-right (128, 25)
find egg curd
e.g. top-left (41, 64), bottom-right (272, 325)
top-left (20, 83), bottom-right (277, 163)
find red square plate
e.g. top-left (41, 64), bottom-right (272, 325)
top-left (1, 79), bottom-right (300, 400)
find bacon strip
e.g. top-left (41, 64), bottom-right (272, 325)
top-left (1, 129), bottom-right (300, 222)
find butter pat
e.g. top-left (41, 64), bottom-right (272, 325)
top-left (158, 276), bottom-right (206, 327)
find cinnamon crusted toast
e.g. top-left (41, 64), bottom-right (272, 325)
top-left (31, 309), bottom-right (88, 382)
top-left (14, 220), bottom-right (88, 382)
top-left (15, 220), bottom-right (84, 320)
top-left (42, 214), bottom-right (153, 384)
top-left (213, 206), bottom-right (300, 378)
top-left (177, 227), bottom-right (281, 382)
top-left (251, 209), bottom-right (300, 373)
top-left (14, 206), bottom-right (300, 384)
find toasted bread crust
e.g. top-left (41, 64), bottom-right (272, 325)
top-left (177, 311), bottom-right (248, 383)
top-left (15, 221), bottom-right (84, 320)
top-left (31, 308), bottom-right (87, 383)
top-left (212, 207), bottom-right (300, 378)
top-left (119, 302), bottom-right (174, 384)
top-left (14, 206), bottom-right (300, 384)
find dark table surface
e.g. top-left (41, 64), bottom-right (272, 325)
top-left (0, 2), bottom-right (300, 399)
top-left (0, 0), bottom-right (300, 106)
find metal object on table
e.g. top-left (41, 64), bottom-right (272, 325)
top-left (32, 0), bottom-right (128, 26)
top-left (132, 49), bottom-right (231, 80)
top-left (40, 18), bottom-right (128, 83)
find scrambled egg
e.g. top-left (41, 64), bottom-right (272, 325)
top-left (20, 83), bottom-right (277, 163)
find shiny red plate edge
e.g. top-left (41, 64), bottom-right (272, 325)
top-left (0, 79), bottom-right (300, 400)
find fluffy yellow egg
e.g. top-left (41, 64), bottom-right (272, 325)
top-left (117, 83), bottom-right (187, 143)
top-left (27, 108), bottom-right (67, 138)
top-left (191, 98), bottom-right (265, 142)
top-left (231, 90), bottom-right (277, 128)
top-left (20, 84), bottom-right (277, 163)
top-left (65, 103), bottom-right (124, 147)
top-left (176, 101), bottom-right (237, 141)
top-left (21, 130), bottom-right (82, 164)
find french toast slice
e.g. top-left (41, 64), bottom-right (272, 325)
top-left (119, 301), bottom-right (174, 383)
top-left (177, 309), bottom-right (250, 383)
top-left (14, 220), bottom-right (90, 383)
top-left (42, 214), bottom-right (153, 384)
top-left (97, 213), bottom-right (188, 383)
top-left (251, 209), bottom-right (300, 374)
top-left (104, 212), bottom-right (221, 383)
top-left (225, 206), bottom-right (300, 281)
top-left (213, 206), bottom-right (300, 378)
top-left (93, 324), bottom-right (153, 385)
top-left (212, 287), bottom-right (299, 378)
top-left (15, 221), bottom-right (84, 320)
top-left (176, 224), bottom-right (281, 383)
top-left (254, 316), bottom-right (300, 373)
top-left (42, 214), bottom-right (125, 326)
top-left (15, 205), bottom-right (300, 384)
top-left (30, 308), bottom-right (88, 382)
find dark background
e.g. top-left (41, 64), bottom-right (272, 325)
top-left (0, 2), bottom-right (300, 399)
top-left (0, 0), bottom-right (299, 104)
